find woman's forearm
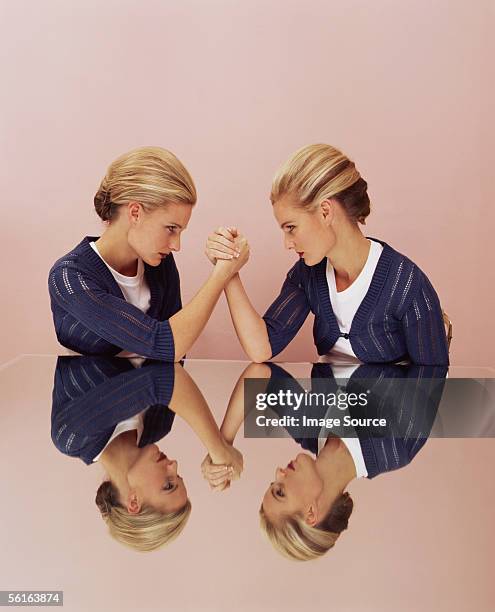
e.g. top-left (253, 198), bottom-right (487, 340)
top-left (220, 362), bottom-right (273, 443)
top-left (169, 365), bottom-right (228, 457)
top-left (169, 267), bottom-right (229, 361)
top-left (224, 274), bottom-right (272, 363)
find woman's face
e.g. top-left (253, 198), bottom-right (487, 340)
top-left (127, 202), bottom-right (193, 267)
top-left (272, 195), bottom-right (334, 266)
top-left (262, 453), bottom-right (323, 524)
top-left (127, 444), bottom-right (188, 514)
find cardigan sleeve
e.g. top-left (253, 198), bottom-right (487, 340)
top-left (401, 271), bottom-right (449, 366)
top-left (49, 264), bottom-right (176, 361)
top-left (262, 262), bottom-right (311, 358)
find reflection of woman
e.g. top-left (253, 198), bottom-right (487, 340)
top-left (48, 146), bottom-right (248, 360)
top-left (206, 362), bottom-right (444, 561)
top-left (52, 357), bottom-right (242, 551)
top-left (206, 144), bottom-right (449, 366)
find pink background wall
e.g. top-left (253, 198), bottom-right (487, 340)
top-left (2, 0), bottom-right (494, 365)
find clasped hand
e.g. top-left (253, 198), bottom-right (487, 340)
top-left (205, 226), bottom-right (249, 270)
top-left (201, 441), bottom-right (243, 492)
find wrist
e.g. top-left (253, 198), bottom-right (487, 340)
top-left (220, 428), bottom-right (235, 445)
top-left (208, 437), bottom-right (230, 464)
top-left (225, 272), bottom-right (240, 291)
top-left (210, 264), bottom-right (231, 286)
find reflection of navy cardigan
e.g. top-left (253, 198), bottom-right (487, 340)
top-left (48, 237), bottom-right (181, 360)
top-left (51, 357), bottom-right (176, 465)
top-left (262, 238), bottom-right (449, 365)
top-left (265, 362), bottom-right (447, 479)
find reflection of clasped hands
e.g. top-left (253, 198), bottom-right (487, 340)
top-left (201, 439), bottom-right (243, 492)
top-left (201, 227), bottom-right (249, 491)
top-left (205, 226), bottom-right (249, 269)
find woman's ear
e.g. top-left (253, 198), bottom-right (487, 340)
top-left (305, 502), bottom-right (319, 527)
top-left (319, 199), bottom-right (334, 225)
top-left (127, 201), bottom-right (142, 225)
top-left (126, 490), bottom-right (142, 515)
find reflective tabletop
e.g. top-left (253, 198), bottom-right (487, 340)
top-left (1, 356), bottom-right (494, 612)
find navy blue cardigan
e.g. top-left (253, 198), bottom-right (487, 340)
top-left (48, 237), bottom-right (181, 360)
top-left (262, 238), bottom-right (449, 366)
top-left (51, 356), bottom-right (176, 464)
top-left (264, 362), bottom-right (447, 479)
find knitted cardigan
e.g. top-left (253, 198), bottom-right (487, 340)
top-left (51, 356), bottom-right (176, 465)
top-left (48, 236), bottom-right (181, 360)
top-left (262, 238), bottom-right (449, 366)
top-left (265, 362), bottom-right (447, 479)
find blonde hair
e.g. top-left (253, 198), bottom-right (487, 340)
top-left (259, 491), bottom-right (353, 562)
top-left (94, 146), bottom-right (197, 221)
top-left (95, 480), bottom-right (191, 552)
top-left (271, 144), bottom-right (370, 224)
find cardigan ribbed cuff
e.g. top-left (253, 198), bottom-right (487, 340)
top-left (154, 320), bottom-right (176, 362)
top-left (153, 362), bottom-right (176, 405)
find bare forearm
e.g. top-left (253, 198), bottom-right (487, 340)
top-left (169, 269), bottom-right (227, 361)
top-left (169, 365), bottom-right (227, 456)
top-left (220, 362), bottom-right (272, 443)
top-left (224, 274), bottom-right (272, 362)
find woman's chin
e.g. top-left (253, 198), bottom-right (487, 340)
top-left (143, 254), bottom-right (162, 267)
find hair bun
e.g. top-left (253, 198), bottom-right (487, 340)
top-left (327, 491), bottom-right (354, 533)
top-left (94, 187), bottom-right (114, 221)
top-left (95, 480), bottom-right (119, 517)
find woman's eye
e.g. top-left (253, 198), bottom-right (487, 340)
top-left (167, 226), bottom-right (176, 234)
top-left (286, 226), bottom-right (295, 233)
top-left (275, 487), bottom-right (285, 498)
top-left (163, 481), bottom-right (174, 491)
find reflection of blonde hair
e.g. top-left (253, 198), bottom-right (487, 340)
top-left (271, 144), bottom-right (371, 224)
top-left (95, 480), bottom-right (191, 552)
top-left (94, 146), bottom-right (197, 221)
top-left (259, 492), bottom-right (353, 561)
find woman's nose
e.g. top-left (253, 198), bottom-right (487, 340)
top-left (168, 459), bottom-right (178, 473)
top-left (276, 467), bottom-right (286, 480)
top-left (284, 235), bottom-right (294, 250)
top-left (170, 235), bottom-right (181, 252)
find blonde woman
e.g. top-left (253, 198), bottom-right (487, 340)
top-left (206, 144), bottom-right (449, 366)
top-left (49, 146), bottom-right (248, 360)
top-left (52, 357), bottom-right (242, 552)
top-left (205, 361), bottom-right (444, 561)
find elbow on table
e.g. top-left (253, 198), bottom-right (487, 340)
top-left (246, 345), bottom-right (272, 364)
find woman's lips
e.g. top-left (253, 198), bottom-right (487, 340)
top-left (296, 252), bottom-right (304, 258)
top-left (287, 461), bottom-right (295, 471)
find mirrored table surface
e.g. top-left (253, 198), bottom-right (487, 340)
top-left (1, 356), bottom-right (494, 612)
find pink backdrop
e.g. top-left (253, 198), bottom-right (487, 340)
top-left (2, 0), bottom-right (494, 365)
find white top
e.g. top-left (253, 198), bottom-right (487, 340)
top-left (93, 410), bottom-right (146, 462)
top-left (90, 240), bottom-right (151, 361)
top-left (89, 241), bottom-right (150, 458)
top-left (324, 239), bottom-right (383, 360)
top-left (316, 364), bottom-right (368, 478)
top-left (90, 241), bottom-right (151, 314)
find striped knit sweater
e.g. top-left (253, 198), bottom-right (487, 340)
top-left (265, 362), bottom-right (447, 479)
top-left (263, 237), bottom-right (449, 365)
top-left (48, 237), bottom-right (181, 360)
top-left (51, 356), bottom-right (176, 464)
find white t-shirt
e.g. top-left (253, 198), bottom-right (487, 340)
top-left (316, 364), bottom-right (368, 478)
top-left (324, 239), bottom-right (383, 361)
top-left (93, 410), bottom-right (146, 462)
top-left (90, 241), bottom-right (151, 361)
top-left (90, 241), bottom-right (151, 314)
